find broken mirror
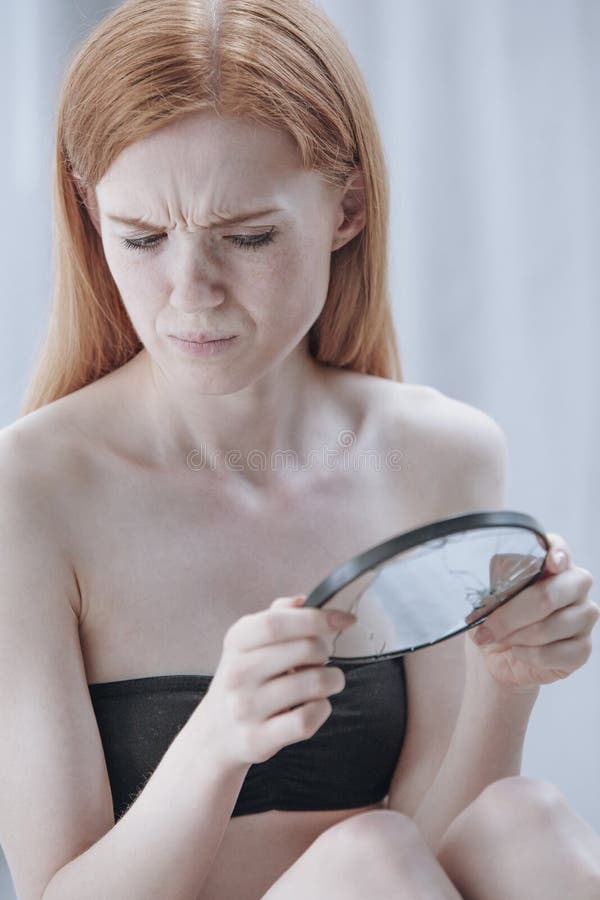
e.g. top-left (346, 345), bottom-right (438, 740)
top-left (303, 510), bottom-right (549, 663)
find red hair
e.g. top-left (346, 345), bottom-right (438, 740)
top-left (20, 0), bottom-right (402, 417)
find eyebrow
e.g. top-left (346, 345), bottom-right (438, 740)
top-left (105, 208), bottom-right (284, 230)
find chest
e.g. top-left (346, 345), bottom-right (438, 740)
top-left (76, 442), bottom-right (424, 683)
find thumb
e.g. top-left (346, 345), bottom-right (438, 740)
top-left (541, 532), bottom-right (571, 578)
top-left (271, 595), bottom-right (307, 609)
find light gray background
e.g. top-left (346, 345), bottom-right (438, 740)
top-left (1, 1), bottom-right (598, 895)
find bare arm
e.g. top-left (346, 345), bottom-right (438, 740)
top-left (411, 659), bottom-right (538, 856)
top-left (398, 395), bottom-right (539, 854)
top-left (0, 428), bottom-right (248, 900)
top-left (43, 695), bottom-right (250, 900)
top-left (386, 390), bottom-right (532, 851)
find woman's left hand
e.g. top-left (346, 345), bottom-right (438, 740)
top-left (465, 533), bottom-right (599, 694)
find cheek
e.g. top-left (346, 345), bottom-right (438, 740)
top-left (282, 234), bottom-right (332, 317)
top-left (103, 243), bottom-right (136, 292)
top-left (102, 244), bottom-right (167, 314)
top-left (248, 244), bottom-right (330, 336)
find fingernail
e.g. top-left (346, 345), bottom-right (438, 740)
top-left (327, 610), bottom-right (356, 629)
top-left (474, 625), bottom-right (495, 645)
top-left (273, 595), bottom-right (305, 608)
top-left (552, 550), bottom-right (567, 568)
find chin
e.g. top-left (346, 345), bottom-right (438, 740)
top-left (179, 365), bottom-right (264, 395)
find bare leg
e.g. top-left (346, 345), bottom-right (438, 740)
top-left (261, 809), bottom-right (463, 899)
top-left (437, 776), bottom-right (600, 900)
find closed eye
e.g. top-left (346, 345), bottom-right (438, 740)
top-left (120, 228), bottom-right (276, 254)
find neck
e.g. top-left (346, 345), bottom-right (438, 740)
top-left (133, 341), bottom-right (332, 488)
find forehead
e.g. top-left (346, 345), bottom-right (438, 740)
top-left (95, 112), bottom-right (327, 219)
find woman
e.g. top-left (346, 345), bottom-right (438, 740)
top-left (1, 1), bottom-right (599, 898)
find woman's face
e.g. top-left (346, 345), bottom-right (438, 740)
top-left (87, 111), bottom-right (362, 393)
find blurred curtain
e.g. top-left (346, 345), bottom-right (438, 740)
top-left (323, 0), bottom-right (600, 833)
top-left (1, 1), bottom-right (599, 894)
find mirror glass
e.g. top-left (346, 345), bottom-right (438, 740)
top-left (307, 525), bottom-right (548, 662)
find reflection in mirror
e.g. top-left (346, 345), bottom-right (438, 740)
top-left (320, 526), bottom-right (547, 662)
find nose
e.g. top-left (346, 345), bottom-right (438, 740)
top-left (168, 240), bottom-right (226, 313)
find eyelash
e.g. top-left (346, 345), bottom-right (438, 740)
top-left (120, 229), bottom-right (276, 254)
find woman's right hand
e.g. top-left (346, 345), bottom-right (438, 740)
top-left (203, 596), bottom-right (357, 767)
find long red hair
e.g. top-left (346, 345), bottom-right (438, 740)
top-left (19, 0), bottom-right (402, 417)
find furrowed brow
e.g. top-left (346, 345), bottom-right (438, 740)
top-left (105, 208), bottom-right (283, 230)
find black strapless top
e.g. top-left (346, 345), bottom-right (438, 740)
top-left (88, 656), bottom-right (407, 821)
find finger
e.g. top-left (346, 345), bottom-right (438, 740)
top-left (231, 635), bottom-right (333, 685)
top-left (507, 635), bottom-right (593, 681)
top-left (261, 698), bottom-right (333, 747)
top-left (541, 532), bottom-right (572, 576)
top-left (271, 595), bottom-right (307, 609)
top-left (256, 665), bottom-right (346, 719)
top-left (474, 566), bottom-right (592, 645)
top-left (489, 600), bottom-right (600, 650)
top-left (225, 605), bottom-right (356, 652)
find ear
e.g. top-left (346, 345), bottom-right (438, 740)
top-left (331, 167), bottom-right (366, 252)
top-left (73, 172), bottom-right (102, 237)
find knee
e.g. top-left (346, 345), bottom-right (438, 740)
top-left (314, 809), bottom-right (426, 867)
top-left (476, 776), bottom-right (570, 834)
top-left (448, 776), bottom-right (571, 844)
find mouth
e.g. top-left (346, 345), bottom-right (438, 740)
top-left (167, 334), bottom-right (239, 355)
top-left (169, 334), bottom-right (238, 345)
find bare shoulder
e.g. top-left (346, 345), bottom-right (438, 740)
top-left (379, 378), bottom-right (506, 448)
top-left (378, 380), bottom-right (508, 514)
top-left (0, 406), bottom-right (87, 606)
top-left (0, 412), bottom-right (66, 498)
top-left (0, 380), bottom-right (111, 566)
top-left (419, 386), bottom-right (507, 512)
top-left (333, 368), bottom-right (505, 442)
top-left (414, 384), bottom-right (506, 447)
top-left (1, 395), bottom-right (90, 491)
top-left (1, 351), bottom-right (134, 474)
top-left (334, 371), bottom-right (507, 510)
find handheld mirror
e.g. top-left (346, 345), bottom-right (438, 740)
top-left (303, 511), bottom-right (549, 663)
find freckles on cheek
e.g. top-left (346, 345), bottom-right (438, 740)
top-left (264, 244), bottom-right (329, 332)
top-left (103, 258), bottom-right (165, 340)
top-left (278, 237), bottom-right (325, 288)
top-left (105, 251), bottom-right (162, 306)
top-left (291, 236), bottom-right (333, 302)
